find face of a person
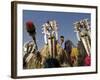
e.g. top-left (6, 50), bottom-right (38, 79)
top-left (60, 37), bottom-right (64, 44)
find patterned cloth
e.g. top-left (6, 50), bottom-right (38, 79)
top-left (84, 55), bottom-right (91, 66)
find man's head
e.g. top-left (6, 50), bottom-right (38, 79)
top-left (60, 36), bottom-right (64, 45)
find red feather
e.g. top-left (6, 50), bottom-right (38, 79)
top-left (26, 21), bottom-right (33, 29)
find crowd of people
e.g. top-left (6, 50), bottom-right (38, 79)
top-left (59, 35), bottom-right (91, 67)
top-left (23, 21), bottom-right (91, 69)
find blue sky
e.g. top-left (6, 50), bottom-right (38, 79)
top-left (23, 10), bottom-right (91, 50)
